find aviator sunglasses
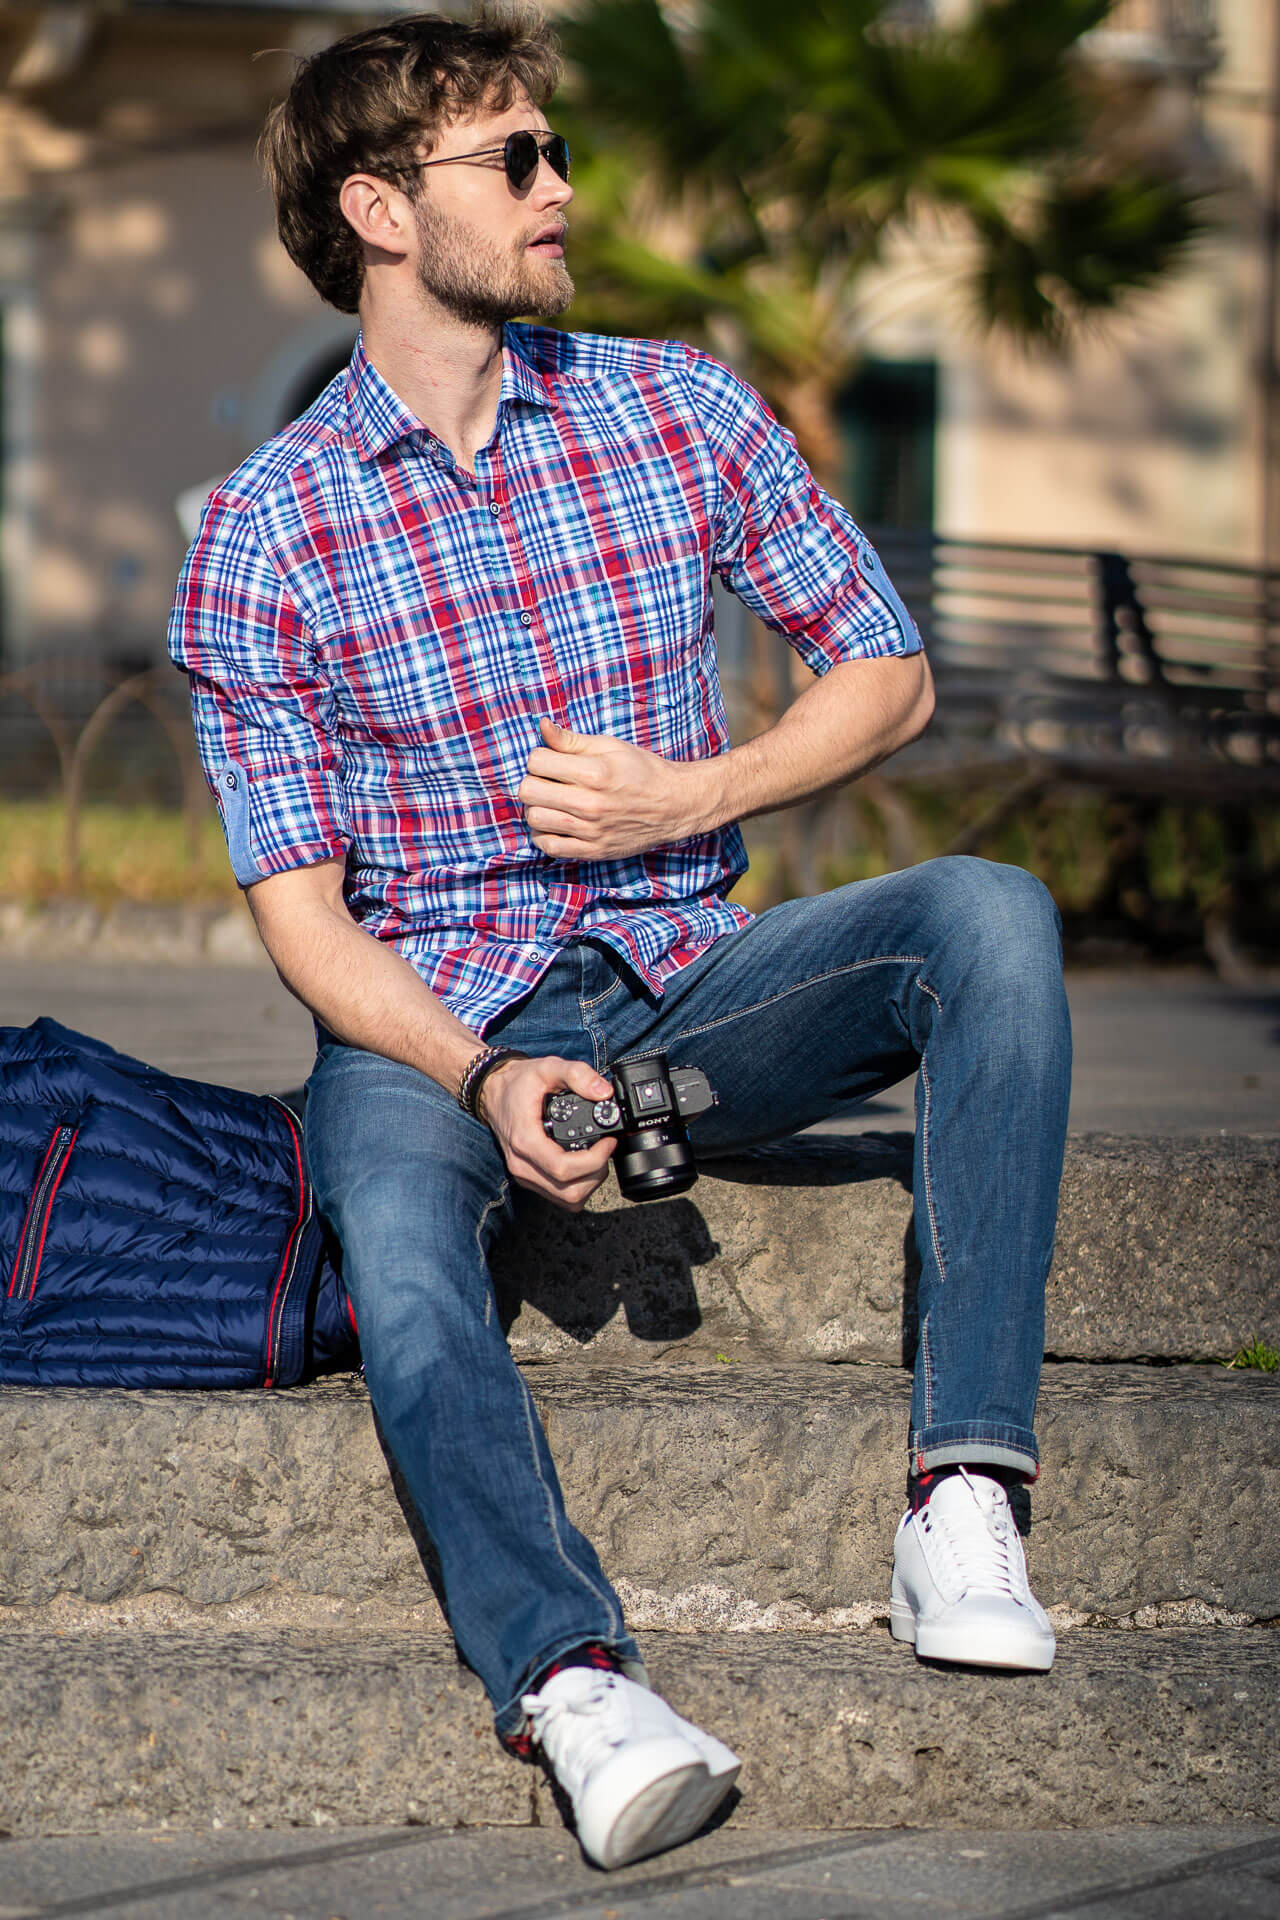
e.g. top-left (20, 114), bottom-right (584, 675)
top-left (413, 129), bottom-right (571, 193)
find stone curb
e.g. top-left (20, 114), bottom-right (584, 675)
top-left (1, 1364), bottom-right (1273, 1625)
top-left (497, 1134), bottom-right (1278, 1365)
top-left (0, 1626), bottom-right (1275, 1835)
top-left (0, 898), bottom-right (269, 968)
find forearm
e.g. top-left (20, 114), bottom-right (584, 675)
top-left (247, 863), bottom-right (618, 1211)
top-left (519, 652), bottom-right (933, 861)
top-left (688, 652), bottom-right (934, 834)
top-left (247, 870), bottom-right (481, 1097)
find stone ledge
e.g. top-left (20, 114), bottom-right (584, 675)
top-left (0, 1626), bottom-right (1275, 1835)
top-left (0, 898), bottom-right (269, 967)
top-left (0, 1364), bottom-right (1273, 1623)
top-left (495, 1132), bottom-right (1279, 1364)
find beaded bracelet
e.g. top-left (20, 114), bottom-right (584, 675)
top-left (457, 1045), bottom-right (529, 1120)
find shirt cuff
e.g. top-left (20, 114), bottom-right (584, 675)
top-left (215, 758), bottom-right (350, 888)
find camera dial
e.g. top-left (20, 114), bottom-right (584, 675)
top-left (543, 1053), bottom-right (716, 1202)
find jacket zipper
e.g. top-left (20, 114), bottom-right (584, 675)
top-left (7, 1122), bottom-right (80, 1305)
top-left (262, 1098), bottom-right (311, 1388)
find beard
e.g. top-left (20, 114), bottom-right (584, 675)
top-left (413, 196), bottom-right (574, 328)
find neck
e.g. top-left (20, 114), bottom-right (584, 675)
top-left (359, 287), bottom-right (506, 473)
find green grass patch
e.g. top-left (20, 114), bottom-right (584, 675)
top-left (3, 791), bottom-right (1277, 964)
top-left (1223, 1336), bottom-right (1280, 1373)
top-left (0, 799), bottom-right (238, 909)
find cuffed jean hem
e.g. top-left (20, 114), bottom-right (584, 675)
top-left (494, 1631), bottom-right (647, 1745)
top-left (910, 1426), bottom-right (1040, 1481)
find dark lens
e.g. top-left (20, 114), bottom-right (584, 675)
top-left (503, 130), bottom-right (540, 190)
top-left (503, 131), bottom-right (570, 189)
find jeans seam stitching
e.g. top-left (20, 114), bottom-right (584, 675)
top-left (476, 1180), bottom-right (509, 1328)
top-left (660, 954), bottom-right (929, 1044)
top-left (915, 975), bottom-right (948, 1297)
top-left (516, 1369), bottom-right (623, 1634)
top-left (914, 1424), bottom-right (1038, 1441)
top-left (919, 1310), bottom-right (935, 1436)
top-left (579, 942), bottom-right (622, 1013)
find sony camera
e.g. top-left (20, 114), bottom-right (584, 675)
top-left (543, 1050), bottom-right (716, 1202)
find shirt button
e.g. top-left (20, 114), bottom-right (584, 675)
top-left (223, 772), bottom-right (238, 791)
top-left (863, 551), bottom-right (877, 570)
top-left (519, 611), bottom-right (533, 627)
top-left (489, 502), bottom-right (502, 516)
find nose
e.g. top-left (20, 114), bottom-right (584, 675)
top-left (533, 155), bottom-right (572, 211)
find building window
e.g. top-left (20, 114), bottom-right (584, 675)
top-left (838, 358), bottom-right (937, 532)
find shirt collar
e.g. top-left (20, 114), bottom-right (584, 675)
top-left (345, 326), bottom-right (555, 463)
top-left (499, 325), bottom-right (557, 414)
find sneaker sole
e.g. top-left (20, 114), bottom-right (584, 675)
top-left (592, 1755), bottom-right (740, 1871)
top-left (893, 1602), bottom-right (1055, 1671)
top-left (674, 1717), bottom-right (742, 1780)
top-left (889, 1598), bottom-right (918, 1645)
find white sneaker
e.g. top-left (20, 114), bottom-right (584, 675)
top-left (521, 1666), bottom-right (740, 1870)
top-left (890, 1467), bottom-right (1056, 1671)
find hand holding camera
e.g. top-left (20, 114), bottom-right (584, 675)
top-left (543, 1050), bottom-right (716, 1202)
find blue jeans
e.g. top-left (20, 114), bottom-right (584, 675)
top-left (304, 856), bottom-right (1071, 1736)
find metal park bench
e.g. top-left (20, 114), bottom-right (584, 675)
top-left (871, 532), bottom-right (1280, 796)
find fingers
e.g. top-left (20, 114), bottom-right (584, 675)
top-left (513, 1128), bottom-right (616, 1213)
top-left (538, 716), bottom-right (597, 751)
top-left (483, 1054), bottom-right (617, 1212)
top-left (523, 750), bottom-right (605, 789)
top-left (519, 775), bottom-right (602, 821)
top-left (555, 1056), bottom-right (614, 1101)
top-left (528, 832), bottom-right (599, 859)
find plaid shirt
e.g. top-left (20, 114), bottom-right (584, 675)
top-left (169, 327), bottom-right (923, 1034)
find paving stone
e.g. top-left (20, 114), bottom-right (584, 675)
top-left (7, 1825), bottom-right (1280, 1920)
top-left (0, 1365), bottom-right (1273, 1627)
top-left (0, 1627), bottom-right (1275, 1837)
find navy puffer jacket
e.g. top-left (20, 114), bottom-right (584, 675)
top-left (0, 1018), bottom-right (358, 1388)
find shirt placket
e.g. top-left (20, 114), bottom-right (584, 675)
top-left (482, 422), bottom-right (587, 949)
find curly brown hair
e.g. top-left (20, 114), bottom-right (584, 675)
top-left (259, 7), bottom-right (562, 313)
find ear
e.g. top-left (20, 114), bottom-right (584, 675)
top-left (338, 171), bottom-right (414, 263)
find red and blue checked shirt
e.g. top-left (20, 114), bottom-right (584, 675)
top-left (169, 327), bottom-right (923, 1034)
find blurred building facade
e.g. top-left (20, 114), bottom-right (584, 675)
top-left (0, 0), bottom-right (1275, 669)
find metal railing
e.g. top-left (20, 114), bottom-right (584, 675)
top-left (0, 661), bottom-right (207, 890)
top-left (864, 531), bottom-right (1280, 790)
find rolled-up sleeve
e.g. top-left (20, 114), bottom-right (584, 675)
top-left (168, 491), bottom-right (352, 888)
top-left (679, 346), bottom-right (923, 672)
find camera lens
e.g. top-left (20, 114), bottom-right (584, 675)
top-left (614, 1127), bottom-right (698, 1201)
top-left (608, 1050), bottom-right (700, 1202)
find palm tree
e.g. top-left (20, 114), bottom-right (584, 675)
top-left (555, 0), bottom-right (1211, 488)
top-left (552, 0), bottom-right (1215, 896)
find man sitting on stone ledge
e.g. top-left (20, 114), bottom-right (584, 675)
top-left (168, 4), bottom-right (1071, 1873)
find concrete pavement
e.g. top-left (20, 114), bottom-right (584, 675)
top-left (1, 1822), bottom-right (1278, 1919)
top-left (0, 958), bottom-right (1277, 1135)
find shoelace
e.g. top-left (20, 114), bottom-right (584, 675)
top-left (520, 1675), bottom-right (626, 1776)
top-left (920, 1467), bottom-right (1020, 1599)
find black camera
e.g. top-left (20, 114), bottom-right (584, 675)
top-left (543, 1050), bottom-right (716, 1202)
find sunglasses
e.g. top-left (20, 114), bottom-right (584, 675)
top-left (413, 130), bottom-right (571, 193)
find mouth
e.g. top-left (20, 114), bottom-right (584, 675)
top-left (527, 223), bottom-right (566, 259)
